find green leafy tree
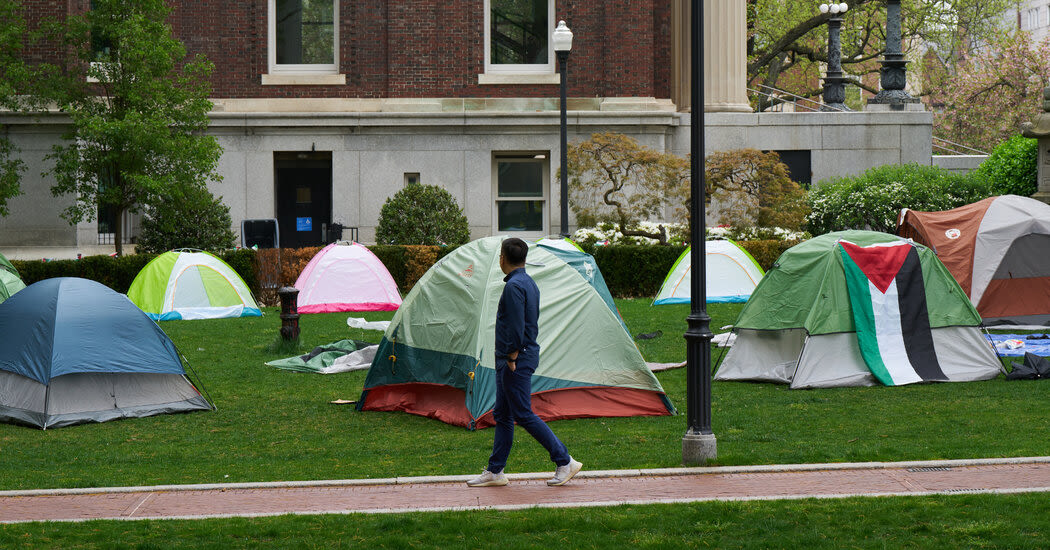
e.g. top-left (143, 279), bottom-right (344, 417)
top-left (566, 133), bottom-right (689, 244)
top-left (136, 184), bottom-right (236, 253)
top-left (748, 0), bottom-right (1012, 108)
top-left (0, 0), bottom-right (29, 216)
top-left (375, 184), bottom-right (470, 245)
top-left (42, 0), bottom-right (222, 255)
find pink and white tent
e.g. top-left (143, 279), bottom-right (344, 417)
top-left (294, 242), bottom-right (402, 313)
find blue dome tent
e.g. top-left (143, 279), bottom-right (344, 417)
top-left (0, 278), bottom-right (212, 429)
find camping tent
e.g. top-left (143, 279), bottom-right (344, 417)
top-left (715, 231), bottom-right (1002, 389)
top-left (127, 249), bottom-right (262, 321)
top-left (654, 240), bottom-right (764, 304)
top-left (358, 236), bottom-right (674, 429)
top-left (536, 236), bottom-right (584, 252)
top-left (0, 278), bottom-right (212, 429)
top-left (0, 252), bottom-right (25, 304)
top-left (293, 242), bottom-right (402, 313)
top-left (898, 195), bottom-right (1050, 325)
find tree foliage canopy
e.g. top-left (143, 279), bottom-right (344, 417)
top-left (748, 0), bottom-right (1012, 107)
top-left (41, 0), bottom-right (222, 255)
top-left (705, 149), bottom-right (808, 230)
top-left (136, 184), bottom-right (236, 254)
top-left (0, 0), bottom-right (29, 217)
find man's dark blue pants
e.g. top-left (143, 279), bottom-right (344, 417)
top-left (486, 363), bottom-right (570, 473)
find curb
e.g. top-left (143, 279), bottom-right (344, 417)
top-left (3, 456), bottom-right (1049, 498)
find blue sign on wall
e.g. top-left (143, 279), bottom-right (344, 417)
top-left (296, 217), bottom-right (312, 232)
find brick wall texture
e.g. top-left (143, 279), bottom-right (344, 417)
top-left (23, 1), bottom-right (672, 100)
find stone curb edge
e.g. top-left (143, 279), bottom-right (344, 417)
top-left (3, 456), bottom-right (1049, 498)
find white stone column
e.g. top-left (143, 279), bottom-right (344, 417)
top-left (703, 0), bottom-right (751, 113)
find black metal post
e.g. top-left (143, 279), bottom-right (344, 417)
top-left (558, 49), bottom-right (570, 238)
top-left (821, 15), bottom-right (850, 111)
top-left (278, 286), bottom-right (300, 341)
top-left (682, 0), bottom-right (716, 465)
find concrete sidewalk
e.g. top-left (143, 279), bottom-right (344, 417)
top-left (3, 457), bottom-right (1050, 524)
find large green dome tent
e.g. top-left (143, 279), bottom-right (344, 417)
top-left (715, 231), bottom-right (1002, 389)
top-left (359, 236), bottom-right (674, 429)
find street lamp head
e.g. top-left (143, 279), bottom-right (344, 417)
top-left (839, 3), bottom-right (849, 13)
top-left (552, 20), bottom-right (573, 52)
top-left (819, 3), bottom-right (829, 13)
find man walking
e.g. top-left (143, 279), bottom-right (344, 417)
top-left (467, 238), bottom-right (582, 487)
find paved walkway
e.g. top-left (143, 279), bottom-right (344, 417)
top-left (3, 457), bottom-right (1050, 524)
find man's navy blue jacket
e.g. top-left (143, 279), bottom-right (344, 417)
top-left (495, 267), bottom-right (540, 370)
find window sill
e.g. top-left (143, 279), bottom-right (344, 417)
top-left (478, 73), bottom-right (560, 85)
top-left (261, 73), bottom-right (347, 86)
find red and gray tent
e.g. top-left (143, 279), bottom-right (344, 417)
top-left (898, 195), bottom-right (1050, 325)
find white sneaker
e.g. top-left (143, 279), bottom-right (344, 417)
top-left (467, 469), bottom-right (508, 487)
top-left (547, 458), bottom-right (583, 486)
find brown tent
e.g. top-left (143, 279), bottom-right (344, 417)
top-left (898, 195), bottom-right (1050, 325)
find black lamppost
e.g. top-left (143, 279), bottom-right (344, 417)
top-left (682, 0), bottom-right (716, 465)
top-left (819, 2), bottom-right (851, 111)
top-left (869, 0), bottom-right (919, 107)
top-left (553, 20), bottom-right (573, 238)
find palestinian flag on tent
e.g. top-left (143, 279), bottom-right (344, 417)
top-left (838, 239), bottom-right (948, 386)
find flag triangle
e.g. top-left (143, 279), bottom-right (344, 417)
top-left (839, 240), bottom-right (911, 293)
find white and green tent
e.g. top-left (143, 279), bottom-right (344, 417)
top-left (0, 252), bottom-right (25, 304)
top-left (127, 250), bottom-right (261, 321)
top-left (359, 236), bottom-right (674, 429)
top-left (715, 231), bottom-right (1002, 389)
top-left (654, 240), bottom-right (764, 304)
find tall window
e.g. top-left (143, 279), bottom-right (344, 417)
top-left (269, 0), bottom-right (337, 74)
top-left (485, 0), bottom-right (553, 74)
top-left (494, 155), bottom-right (548, 234)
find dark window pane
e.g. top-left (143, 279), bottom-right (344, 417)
top-left (497, 161), bottom-right (543, 197)
top-left (491, 0), bottom-right (548, 64)
top-left (497, 200), bottom-right (544, 231)
top-left (89, 0), bottom-right (115, 61)
top-left (276, 0), bottom-right (334, 65)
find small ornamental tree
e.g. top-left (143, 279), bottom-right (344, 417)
top-left (375, 184), bottom-right (470, 245)
top-left (566, 133), bottom-right (689, 244)
top-left (136, 184), bottom-right (236, 253)
top-left (705, 149), bottom-right (808, 230)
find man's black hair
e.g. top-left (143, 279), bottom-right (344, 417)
top-left (501, 237), bottom-right (528, 265)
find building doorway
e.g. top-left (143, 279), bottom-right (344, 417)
top-left (275, 152), bottom-right (332, 248)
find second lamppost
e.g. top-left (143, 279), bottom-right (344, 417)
top-left (553, 20), bottom-right (573, 238)
top-left (819, 2), bottom-right (850, 111)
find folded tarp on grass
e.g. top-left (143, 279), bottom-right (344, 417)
top-left (266, 340), bottom-right (378, 374)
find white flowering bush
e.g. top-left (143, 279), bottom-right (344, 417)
top-left (574, 221), bottom-right (686, 246)
top-left (806, 164), bottom-right (993, 236)
top-left (707, 225), bottom-right (809, 242)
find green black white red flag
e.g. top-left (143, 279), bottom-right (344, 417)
top-left (838, 240), bottom-right (947, 386)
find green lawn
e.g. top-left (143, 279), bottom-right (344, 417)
top-left (0, 301), bottom-right (1041, 490)
top-left (4, 494), bottom-right (1050, 549)
top-left (1, 299), bottom-right (1046, 544)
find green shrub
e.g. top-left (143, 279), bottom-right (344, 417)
top-left (375, 185), bottom-right (470, 245)
top-left (12, 249), bottom-right (257, 296)
top-left (807, 164), bottom-right (993, 235)
top-left (587, 244), bottom-right (686, 298)
top-left (971, 135), bottom-right (1038, 196)
top-left (137, 184), bottom-right (237, 253)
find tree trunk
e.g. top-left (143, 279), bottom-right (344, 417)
top-left (114, 205), bottom-right (124, 256)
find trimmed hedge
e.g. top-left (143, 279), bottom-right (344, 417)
top-left (7, 240), bottom-right (796, 302)
top-left (11, 249), bottom-right (258, 296)
top-left (585, 244), bottom-right (688, 298)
